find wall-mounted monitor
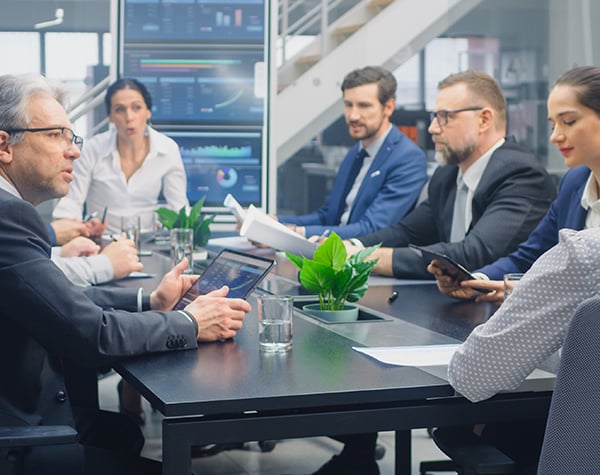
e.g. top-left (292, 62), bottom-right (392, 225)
top-left (117, 0), bottom-right (269, 210)
top-left (161, 129), bottom-right (263, 207)
top-left (123, 46), bottom-right (264, 125)
top-left (124, 0), bottom-right (265, 43)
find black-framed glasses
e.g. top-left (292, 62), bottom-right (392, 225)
top-left (5, 127), bottom-right (84, 149)
top-left (430, 107), bottom-right (484, 126)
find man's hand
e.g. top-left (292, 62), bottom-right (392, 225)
top-left (427, 260), bottom-right (504, 304)
top-left (51, 218), bottom-right (90, 245)
top-left (461, 280), bottom-right (504, 304)
top-left (150, 258), bottom-right (198, 311)
top-left (60, 236), bottom-right (100, 257)
top-left (101, 236), bottom-right (143, 280)
top-left (185, 286), bottom-right (251, 342)
top-left (85, 217), bottom-right (107, 238)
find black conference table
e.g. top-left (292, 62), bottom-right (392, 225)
top-left (114, 245), bottom-right (554, 475)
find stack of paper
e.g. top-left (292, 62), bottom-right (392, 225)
top-left (223, 195), bottom-right (317, 258)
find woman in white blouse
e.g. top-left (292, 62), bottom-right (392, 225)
top-left (53, 78), bottom-right (188, 235)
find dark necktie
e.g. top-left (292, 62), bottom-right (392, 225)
top-left (335, 148), bottom-right (368, 224)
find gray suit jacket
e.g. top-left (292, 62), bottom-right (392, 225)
top-left (0, 189), bottom-right (197, 433)
top-left (359, 139), bottom-right (557, 278)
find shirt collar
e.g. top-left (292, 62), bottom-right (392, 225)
top-left (0, 175), bottom-right (22, 199)
top-left (106, 125), bottom-right (168, 160)
top-left (580, 172), bottom-right (600, 210)
top-left (458, 137), bottom-right (505, 191)
top-left (361, 124), bottom-right (392, 159)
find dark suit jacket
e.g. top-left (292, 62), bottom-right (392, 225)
top-left (478, 166), bottom-right (589, 280)
top-left (278, 126), bottom-right (428, 239)
top-left (0, 189), bottom-right (197, 467)
top-left (359, 138), bottom-right (557, 278)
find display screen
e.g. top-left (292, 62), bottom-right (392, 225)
top-left (123, 47), bottom-right (264, 125)
top-left (162, 130), bottom-right (262, 206)
top-left (124, 0), bottom-right (264, 43)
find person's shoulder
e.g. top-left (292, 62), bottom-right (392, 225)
top-left (150, 128), bottom-right (180, 152)
top-left (562, 166), bottom-right (591, 185)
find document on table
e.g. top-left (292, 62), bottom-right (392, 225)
top-left (208, 235), bottom-right (256, 251)
top-left (353, 344), bottom-right (460, 367)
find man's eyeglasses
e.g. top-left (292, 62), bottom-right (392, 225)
top-left (5, 127), bottom-right (84, 149)
top-left (430, 107), bottom-right (484, 127)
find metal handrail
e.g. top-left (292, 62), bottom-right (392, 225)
top-left (278, 0), bottom-right (355, 67)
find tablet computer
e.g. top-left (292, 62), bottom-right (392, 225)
top-left (173, 249), bottom-right (274, 310)
top-left (409, 244), bottom-right (493, 294)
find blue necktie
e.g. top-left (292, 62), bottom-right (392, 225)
top-left (335, 148), bottom-right (368, 224)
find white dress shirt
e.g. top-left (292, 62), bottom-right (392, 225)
top-left (53, 126), bottom-right (188, 233)
top-left (454, 138), bottom-right (505, 235)
top-left (580, 172), bottom-right (600, 229)
top-left (449, 227), bottom-right (600, 402)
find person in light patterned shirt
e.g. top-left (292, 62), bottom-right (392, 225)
top-left (449, 227), bottom-right (600, 402)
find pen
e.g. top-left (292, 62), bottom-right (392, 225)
top-left (84, 211), bottom-right (98, 222)
top-left (317, 229), bottom-right (331, 242)
top-left (388, 291), bottom-right (399, 303)
top-left (101, 206), bottom-right (108, 223)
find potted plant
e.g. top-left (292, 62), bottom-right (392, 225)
top-left (286, 232), bottom-right (380, 322)
top-left (155, 196), bottom-right (216, 260)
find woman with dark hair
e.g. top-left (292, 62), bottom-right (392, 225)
top-left (53, 78), bottom-right (189, 424)
top-left (431, 65), bottom-right (600, 303)
top-left (53, 78), bottom-right (188, 236)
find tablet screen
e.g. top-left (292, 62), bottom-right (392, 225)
top-left (173, 249), bottom-right (274, 310)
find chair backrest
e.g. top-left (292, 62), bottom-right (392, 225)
top-left (537, 296), bottom-right (600, 474)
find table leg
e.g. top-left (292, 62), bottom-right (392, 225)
top-left (162, 419), bottom-right (192, 475)
top-left (394, 429), bottom-right (411, 475)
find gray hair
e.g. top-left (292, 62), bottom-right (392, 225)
top-left (0, 74), bottom-right (68, 145)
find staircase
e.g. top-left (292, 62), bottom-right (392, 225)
top-left (274, 0), bottom-right (484, 166)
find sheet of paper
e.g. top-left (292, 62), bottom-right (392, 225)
top-left (208, 235), bottom-right (255, 251)
top-left (353, 344), bottom-right (460, 367)
top-left (240, 205), bottom-right (317, 258)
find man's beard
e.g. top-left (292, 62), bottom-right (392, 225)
top-left (434, 142), bottom-right (476, 166)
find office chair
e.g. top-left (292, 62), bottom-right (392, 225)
top-left (0, 399), bottom-right (78, 475)
top-left (536, 295), bottom-right (600, 474)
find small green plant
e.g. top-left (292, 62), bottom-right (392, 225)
top-left (286, 232), bottom-right (380, 311)
top-left (155, 196), bottom-right (216, 248)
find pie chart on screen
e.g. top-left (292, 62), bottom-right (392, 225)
top-left (216, 167), bottom-right (238, 188)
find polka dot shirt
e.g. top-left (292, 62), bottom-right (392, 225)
top-left (448, 228), bottom-right (600, 402)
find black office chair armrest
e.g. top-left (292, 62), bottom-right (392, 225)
top-left (432, 427), bottom-right (515, 474)
top-left (0, 426), bottom-right (78, 448)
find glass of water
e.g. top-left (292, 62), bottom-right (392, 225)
top-left (170, 228), bottom-right (194, 273)
top-left (258, 295), bottom-right (293, 352)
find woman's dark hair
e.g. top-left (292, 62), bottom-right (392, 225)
top-left (554, 66), bottom-right (600, 116)
top-left (105, 78), bottom-right (152, 115)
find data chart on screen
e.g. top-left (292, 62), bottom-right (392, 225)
top-left (123, 48), bottom-right (264, 125)
top-left (163, 130), bottom-right (263, 206)
top-left (124, 0), bottom-right (264, 42)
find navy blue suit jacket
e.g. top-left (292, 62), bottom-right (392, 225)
top-left (478, 166), bottom-right (589, 280)
top-left (359, 138), bottom-right (557, 278)
top-left (278, 126), bottom-right (427, 239)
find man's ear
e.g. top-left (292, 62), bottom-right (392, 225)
top-left (479, 108), bottom-right (494, 132)
top-left (0, 131), bottom-right (13, 164)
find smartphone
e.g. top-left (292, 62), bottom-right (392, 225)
top-left (408, 244), bottom-right (494, 295)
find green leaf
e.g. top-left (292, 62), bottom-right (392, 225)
top-left (286, 253), bottom-right (305, 270)
top-left (154, 208), bottom-right (178, 229)
top-left (299, 260), bottom-right (336, 295)
top-left (312, 232), bottom-right (346, 270)
top-left (193, 214), bottom-right (215, 247)
top-left (189, 196), bottom-right (206, 227)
